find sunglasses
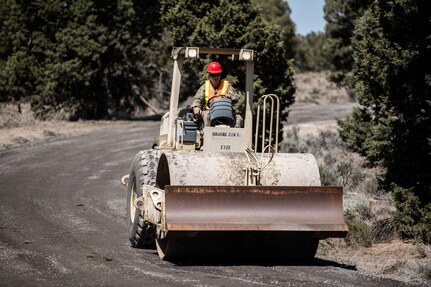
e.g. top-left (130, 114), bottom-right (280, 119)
top-left (209, 73), bottom-right (221, 78)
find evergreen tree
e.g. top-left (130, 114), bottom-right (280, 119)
top-left (1, 0), bottom-right (164, 119)
top-left (294, 32), bottom-right (330, 72)
top-left (32, 0), bottom-right (109, 118)
top-left (338, 0), bottom-right (431, 243)
top-left (251, 0), bottom-right (296, 58)
top-left (0, 0), bottom-right (37, 104)
top-left (324, 0), bottom-right (372, 85)
top-left (35, 0), bottom-right (164, 119)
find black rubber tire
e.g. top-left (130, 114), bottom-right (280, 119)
top-left (126, 150), bottom-right (158, 249)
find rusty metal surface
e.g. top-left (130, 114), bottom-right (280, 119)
top-left (155, 151), bottom-right (347, 260)
top-left (163, 185), bottom-right (348, 237)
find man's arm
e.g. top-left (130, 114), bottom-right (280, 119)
top-left (192, 84), bottom-right (205, 116)
top-left (226, 84), bottom-right (239, 101)
top-left (227, 85), bottom-right (244, 115)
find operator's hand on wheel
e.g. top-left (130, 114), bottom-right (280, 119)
top-left (193, 107), bottom-right (202, 118)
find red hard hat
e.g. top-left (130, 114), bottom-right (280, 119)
top-left (207, 61), bottom-right (222, 73)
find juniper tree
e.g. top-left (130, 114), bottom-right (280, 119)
top-left (338, 0), bottom-right (431, 243)
top-left (1, 0), bottom-right (165, 119)
top-left (324, 0), bottom-right (372, 86)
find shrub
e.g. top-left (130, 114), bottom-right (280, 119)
top-left (392, 185), bottom-right (431, 244)
top-left (345, 219), bottom-right (372, 247)
top-left (415, 243), bottom-right (427, 259)
top-left (364, 178), bottom-right (379, 195)
top-left (417, 263), bottom-right (431, 280)
top-left (319, 163), bottom-right (340, 186)
top-left (345, 194), bottom-right (373, 221)
top-left (371, 218), bottom-right (396, 243)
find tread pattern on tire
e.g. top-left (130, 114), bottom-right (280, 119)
top-left (128, 150), bottom-right (158, 248)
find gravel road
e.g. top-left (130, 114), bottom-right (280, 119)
top-left (0, 106), bottom-right (416, 286)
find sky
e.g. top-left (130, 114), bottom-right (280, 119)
top-left (287, 0), bottom-right (326, 36)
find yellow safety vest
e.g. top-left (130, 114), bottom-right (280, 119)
top-left (204, 80), bottom-right (230, 110)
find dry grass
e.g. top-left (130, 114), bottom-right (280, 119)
top-left (294, 72), bottom-right (355, 105)
top-left (320, 240), bottom-right (431, 283)
top-left (0, 103), bottom-right (127, 149)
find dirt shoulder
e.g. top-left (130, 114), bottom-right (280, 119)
top-left (318, 239), bottom-right (431, 285)
top-left (0, 103), bottom-right (131, 150)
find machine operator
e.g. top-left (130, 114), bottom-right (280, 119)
top-left (191, 61), bottom-right (243, 128)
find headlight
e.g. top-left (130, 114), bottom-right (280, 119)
top-left (185, 47), bottom-right (199, 58)
top-left (239, 49), bottom-right (254, 61)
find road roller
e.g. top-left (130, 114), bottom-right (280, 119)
top-left (122, 47), bottom-right (348, 261)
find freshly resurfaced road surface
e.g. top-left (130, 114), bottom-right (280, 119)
top-left (0, 116), bottom-right (413, 286)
